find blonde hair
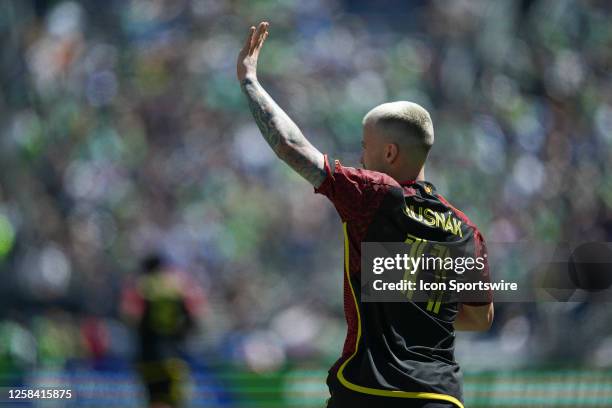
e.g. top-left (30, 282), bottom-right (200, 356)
top-left (363, 101), bottom-right (434, 150)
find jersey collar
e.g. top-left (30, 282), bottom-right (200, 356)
top-left (400, 180), bottom-right (436, 195)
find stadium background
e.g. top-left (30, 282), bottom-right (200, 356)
top-left (1, 0), bottom-right (612, 406)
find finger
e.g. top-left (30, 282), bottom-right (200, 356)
top-left (255, 23), bottom-right (269, 50)
top-left (242, 26), bottom-right (256, 52)
top-left (250, 22), bottom-right (268, 54)
top-left (258, 30), bottom-right (269, 48)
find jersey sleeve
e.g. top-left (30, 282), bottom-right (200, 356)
top-left (462, 230), bottom-right (493, 306)
top-left (314, 154), bottom-right (399, 222)
top-left (120, 282), bottom-right (145, 319)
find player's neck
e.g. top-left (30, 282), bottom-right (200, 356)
top-left (391, 166), bottom-right (426, 184)
top-left (415, 166), bottom-right (426, 182)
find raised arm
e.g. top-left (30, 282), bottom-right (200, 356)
top-left (237, 22), bottom-right (326, 188)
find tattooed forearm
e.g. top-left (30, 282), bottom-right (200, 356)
top-left (241, 77), bottom-right (326, 187)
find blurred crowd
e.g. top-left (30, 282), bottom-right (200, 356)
top-left (1, 0), bottom-right (612, 381)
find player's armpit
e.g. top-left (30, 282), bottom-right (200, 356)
top-left (454, 302), bottom-right (494, 332)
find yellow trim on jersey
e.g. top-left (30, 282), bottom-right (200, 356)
top-left (336, 222), bottom-right (465, 408)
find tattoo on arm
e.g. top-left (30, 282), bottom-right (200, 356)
top-left (241, 78), bottom-right (326, 187)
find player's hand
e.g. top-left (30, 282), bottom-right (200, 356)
top-left (237, 21), bottom-right (269, 82)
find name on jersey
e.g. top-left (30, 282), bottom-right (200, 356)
top-left (403, 205), bottom-right (463, 237)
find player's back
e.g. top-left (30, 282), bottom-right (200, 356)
top-left (316, 156), bottom-right (489, 408)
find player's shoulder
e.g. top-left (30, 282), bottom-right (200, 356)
top-left (331, 158), bottom-right (400, 188)
top-left (436, 192), bottom-right (484, 237)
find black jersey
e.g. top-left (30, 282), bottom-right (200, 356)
top-left (315, 155), bottom-right (492, 408)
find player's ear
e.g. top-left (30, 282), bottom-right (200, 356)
top-left (384, 143), bottom-right (399, 164)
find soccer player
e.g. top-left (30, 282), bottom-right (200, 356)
top-left (237, 22), bottom-right (494, 408)
top-left (121, 253), bottom-right (205, 408)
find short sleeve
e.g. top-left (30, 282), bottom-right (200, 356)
top-left (314, 154), bottom-right (399, 222)
top-left (462, 230), bottom-right (493, 305)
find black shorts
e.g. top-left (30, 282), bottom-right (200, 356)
top-left (326, 375), bottom-right (458, 408)
top-left (137, 358), bottom-right (188, 407)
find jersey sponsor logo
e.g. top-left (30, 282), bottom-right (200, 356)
top-left (403, 205), bottom-right (463, 238)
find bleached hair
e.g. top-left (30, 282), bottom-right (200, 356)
top-left (363, 101), bottom-right (434, 149)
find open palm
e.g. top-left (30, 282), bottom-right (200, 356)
top-left (237, 21), bottom-right (269, 82)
